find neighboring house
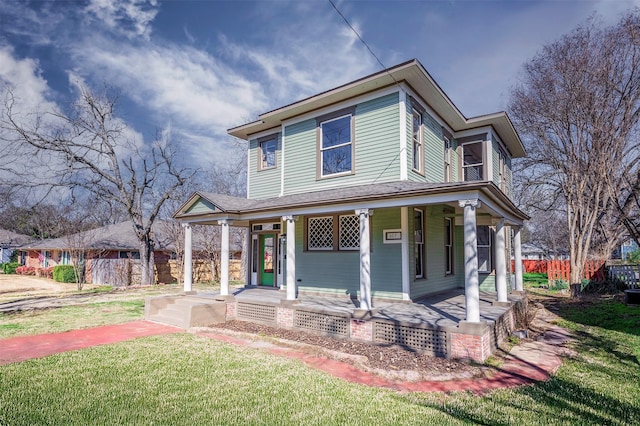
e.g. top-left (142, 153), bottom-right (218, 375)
top-left (18, 221), bottom-right (243, 284)
top-left (518, 243), bottom-right (569, 260)
top-left (0, 229), bottom-right (32, 263)
top-left (617, 239), bottom-right (639, 261)
top-left (175, 59), bottom-right (528, 314)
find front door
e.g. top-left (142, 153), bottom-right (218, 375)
top-left (259, 234), bottom-right (275, 286)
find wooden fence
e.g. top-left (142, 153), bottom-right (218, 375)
top-left (511, 259), bottom-right (606, 282)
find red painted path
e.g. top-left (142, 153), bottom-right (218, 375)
top-left (0, 320), bottom-right (571, 393)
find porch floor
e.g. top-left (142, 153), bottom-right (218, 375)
top-left (195, 287), bottom-right (522, 330)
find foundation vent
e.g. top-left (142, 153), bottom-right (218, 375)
top-left (374, 322), bottom-right (448, 356)
top-left (294, 310), bottom-right (349, 336)
top-left (237, 302), bottom-right (277, 324)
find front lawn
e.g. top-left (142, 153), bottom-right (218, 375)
top-left (1, 295), bottom-right (638, 424)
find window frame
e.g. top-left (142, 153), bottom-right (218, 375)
top-left (412, 108), bottom-right (424, 174)
top-left (258, 135), bottom-right (278, 171)
top-left (443, 134), bottom-right (452, 182)
top-left (461, 140), bottom-right (485, 182)
top-left (305, 213), bottom-right (368, 252)
top-left (498, 147), bottom-right (508, 193)
top-left (445, 217), bottom-right (454, 275)
top-left (414, 208), bottom-right (425, 279)
top-left (316, 107), bottom-right (356, 179)
top-left (477, 226), bottom-right (493, 273)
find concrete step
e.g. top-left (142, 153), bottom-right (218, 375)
top-left (148, 313), bottom-right (188, 329)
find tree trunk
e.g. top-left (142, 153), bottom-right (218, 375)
top-left (139, 238), bottom-right (155, 286)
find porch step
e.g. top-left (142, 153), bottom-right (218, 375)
top-left (145, 295), bottom-right (227, 329)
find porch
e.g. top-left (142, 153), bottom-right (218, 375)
top-left (146, 287), bottom-right (523, 362)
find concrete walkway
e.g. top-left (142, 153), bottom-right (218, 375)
top-left (0, 316), bottom-right (573, 394)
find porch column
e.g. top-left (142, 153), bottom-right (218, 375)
top-left (494, 218), bottom-right (508, 303)
top-left (513, 226), bottom-right (524, 292)
top-left (218, 219), bottom-right (231, 296)
top-left (356, 209), bottom-right (372, 311)
top-left (459, 199), bottom-right (481, 323)
top-left (283, 216), bottom-right (297, 301)
top-left (183, 223), bottom-right (193, 292)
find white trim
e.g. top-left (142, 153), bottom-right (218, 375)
top-left (453, 126), bottom-right (492, 140)
top-left (182, 223), bottom-right (192, 292)
top-left (281, 86), bottom-right (400, 128)
top-left (399, 89), bottom-right (408, 180)
top-left (400, 207), bottom-right (410, 300)
top-left (246, 144), bottom-right (251, 199)
top-left (218, 219), bottom-right (232, 296)
top-left (283, 216), bottom-right (297, 300)
top-left (460, 199), bottom-right (480, 323)
top-left (355, 208), bottom-right (372, 310)
top-left (495, 218), bottom-right (508, 303)
top-left (251, 234), bottom-right (258, 285)
top-left (280, 125), bottom-right (285, 196)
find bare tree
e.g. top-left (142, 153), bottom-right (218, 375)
top-left (1, 86), bottom-right (195, 285)
top-left (510, 10), bottom-right (640, 288)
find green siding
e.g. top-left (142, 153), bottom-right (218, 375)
top-left (410, 206), bottom-right (464, 299)
top-left (295, 208), bottom-right (404, 300)
top-left (492, 140), bottom-right (500, 186)
top-left (479, 274), bottom-right (496, 292)
top-left (283, 93), bottom-right (400, 195)
top-left (450, 138), bottom-right (460, 182)
top-left (248, 134), bottom-right (282, 200)
top-left (185, 198), bottom-right (217, 215)
top-left (408, 106), bottom-right (445, 183)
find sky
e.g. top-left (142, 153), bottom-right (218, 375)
top-left (1, 0), bottom-right (639, 169)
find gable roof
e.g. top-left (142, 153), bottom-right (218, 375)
top-left (228, 59), bottom-right (525, 158)
top-left (0, 229), bottom-right (33, 247)
top-left (18, 221), bottom-right (176, 252)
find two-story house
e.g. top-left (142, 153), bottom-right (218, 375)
top-left (168, 59), bottom-right (528, 361)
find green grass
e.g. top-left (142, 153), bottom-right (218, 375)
top-left (0, 300), bottom-right (144, 338)
top-left (523, 272), bottom-right (548, 286)
top-left (1, 296), bottom-right (639, 424)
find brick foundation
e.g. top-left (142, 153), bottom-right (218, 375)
top-left (277, 307), bottom-right (294, 328)
top-left (350, 319), bottom-right (373, 341)
top-left (450, 323), bottom-right (492, 362)
top-left (225, 302), bottom-right (237, 319)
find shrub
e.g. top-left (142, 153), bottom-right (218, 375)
top-left (53, 265), bottom-right (76, 283)
top-left (15, 266), bottom-right (36, 275)
top-left (1, 262), bottom-right (21, 274)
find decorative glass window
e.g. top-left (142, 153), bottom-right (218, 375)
top-left (462, 141), bottom-right (484, 181)
top-left (414, 209), bottom-right (424, 278)
top-left (260, 138), bottom-right (276, 170)
top-left (477, 226), bottom-right (492, 273)
top-left (412, 109), bottom-right (423, 173)
top-left (445, 218), bottom-right (454, 275)
top-left (444, 136), bottom-right (452, 182)
top-left (307, 217), bottom-right (334, 250)
top-left (339, 214), bottom-right (360, 250)
top-left (320, 115), bottom-right (352, 177)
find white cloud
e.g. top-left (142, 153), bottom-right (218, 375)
top-left (84, 0), bottom-right (159, 40)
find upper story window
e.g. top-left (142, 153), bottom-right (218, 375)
top-left (462, 140), bottom-right (484, 181)
top-left (320, 114), bottom-right (353, 177)
top-left (259, 137), bottom-right (277, 170)
top-left (444, 135), bottom-right (452, 182)
top-left (412, 109), bottom-right (423, 173)
top-left (498, 148), bottom-right (508, 193)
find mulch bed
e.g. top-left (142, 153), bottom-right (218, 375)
top-left (210, 320), bottom-right (489, 381)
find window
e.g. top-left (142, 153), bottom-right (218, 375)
top-left (61, 251), bottom-right (71, 265)
top-left (339, 214), bottom-right (360, 250)
top-left (259, 138), bottom-right (277, 170)
top-left (444, 136), bottom-right (452, 182)
top-left (307, 216), bottom-right (334, 250)
top-left (306, 214), bottom-right (362, 251)
top-left (445, 218), bottom-right (454, 275)
top-left (477, 226), bottom-right (492, 273)
top-left (498, 148), bottom-right (508, 193)
top-left (462, 141), bottom-right (484, 181)
top-left (118, 251), bottom-right (141, 259)
top-left (320, 115), bottom-right (353, 177)
top-left (412, 109), bottom-right (423, 173)
top-left (414, 209), bottom-right (424, 278)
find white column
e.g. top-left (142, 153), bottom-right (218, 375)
top-left (459, 199), bottom-right (481, 323)
top-left (494, 218), bottom-right (508, 303)
top-left (356, 209), bottom-right (372, 311)
top-left (183, 223), bottom-right (193, 292)
top-left (283, 216), bottom-right (297, 300)
top-left (218, 220), bottom-right (231, 296)
top-left (400, 207), bottom-right (410, 300)
top-left (513, 226), bottom-right (524, 292)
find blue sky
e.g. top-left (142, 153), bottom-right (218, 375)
top-left (1, 0), bottom-right (638, 168)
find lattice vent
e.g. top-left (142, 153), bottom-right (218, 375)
top-left (294, 310), bottom-right (348, 336)
top-left (374, 322), bottom-right (448, 356)
top-left (339, 215), bottom-right (360, 250)
top-left (308, 217), bottom-right (333, 250)
top-left (237, 303), bottom-right (277, 323)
